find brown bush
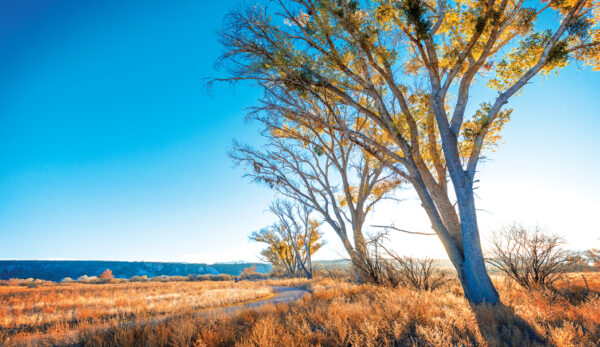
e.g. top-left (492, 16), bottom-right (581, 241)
top-left (193, 274), bottom-right (213, 281)
top-left (487, 224), bottom-right (572, 289)
top-left (216, 274), bottom-right (234, 281)
top-left (239, 265), bottom-right (268, 281)
top-left (98, 269), bottom-right (114, 280)
top-left (386, 256), bottom-right (451, 291)
top-left (313, 265), bottom-right (352, 280)
top-left (351, 233), bottom-right (449, 290)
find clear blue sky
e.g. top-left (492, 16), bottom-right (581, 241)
top-left (1, 0), bottom-right (599, 263)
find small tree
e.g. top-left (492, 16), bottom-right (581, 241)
top-left (243, 265), bottom-right (258, 275)
top-left (98, 269), bottom-right (114, 281)
top-left (251, 225), bottom-right (297, 276)
top-left (487, 224), bottom-right (571, 289)
top-left (250, 200), bottom-right (325, 278)
top-left (240, 265), bottom-right (264, 280)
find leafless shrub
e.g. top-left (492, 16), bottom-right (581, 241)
top-left (354, 232), bottom-right (449, 290)
top-left (387, 256), bottom-right (450, 291)
top-left (314, 265), bottom-right (352, 280)
top-left (215, 274), bottom-right (234, 281)
top-left (188, 274), bottom-right (210, 281)
top-left (240, 266), bottom-right (268, 280)
top-left (0, 278), bottom-right (55, 287)
top-left (487, 224), bottom-right (572, 289)
top-left (378, 237), bottom-right (450, 291)
top-left (347, 232), bottom-right (391, 285)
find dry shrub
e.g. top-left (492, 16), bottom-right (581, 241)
top-left (189, 274), bottom-right (212, 281)
top-left (313, 265), bottom-right (352, 281)
top-left (385, 255), bottom-right (450, 291)
top-left (488, 224), bottom-right (572, 289)
top-left (216, 274), bottom-right (234, 281)
top-left (0, 278), bottom-right (55, 287)
top-left (351, 234), bottom-right (450, 291)
top-left (239, 266), bottom-right (268, 281)
top-left (98, 269), bottom-right (114, 280)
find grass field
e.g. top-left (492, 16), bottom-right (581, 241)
top-left (0, 280), bottom-right (273, 345)
top-left (1, 273), bottom-right (599, 346)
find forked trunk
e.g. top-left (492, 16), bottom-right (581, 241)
top-left (426, 97), bottom-right (500, 304)
top-left (409, 159), bottom-right (499, 304)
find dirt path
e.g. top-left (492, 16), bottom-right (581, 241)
top-left (204, 286), bottom-right (310, 315)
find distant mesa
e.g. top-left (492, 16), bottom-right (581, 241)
top-left (0, 260), bottom-right (272, 281)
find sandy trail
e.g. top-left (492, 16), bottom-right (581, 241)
top-left (203, 286), bottom-right (309, 315)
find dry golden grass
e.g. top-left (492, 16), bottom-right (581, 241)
top-left (0, 280), bottom-right (273, 345)
top-left (2, 273), bottom-right (599, 346)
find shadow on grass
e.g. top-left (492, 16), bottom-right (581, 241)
top-left (471, 302), bottom-right (551, 347)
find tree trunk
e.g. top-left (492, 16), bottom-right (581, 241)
top-left (292, 245), bottom-right (311, 279)
top-left (352, 220), bottom-right (368, 267)
top-left (330, 225), bottom-right (365, 281)
top-left (431, 189), bottom-right (499, 304)
top-left (456, 189), bottom-right (499, 304)
top-left (408, 158), bottom-right (499, 304)
top-left (304, 243), bottom-right (313, 280)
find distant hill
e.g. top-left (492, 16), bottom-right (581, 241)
top-left (313, 258), bottom-right (457, 270)
top-left (313, 259), bottom-right (351, 268)
top-left (0, 260), bottom-right (272, 281)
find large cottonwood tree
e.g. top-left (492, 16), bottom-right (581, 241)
top-left (216, 0), bottom-right (599, 303)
